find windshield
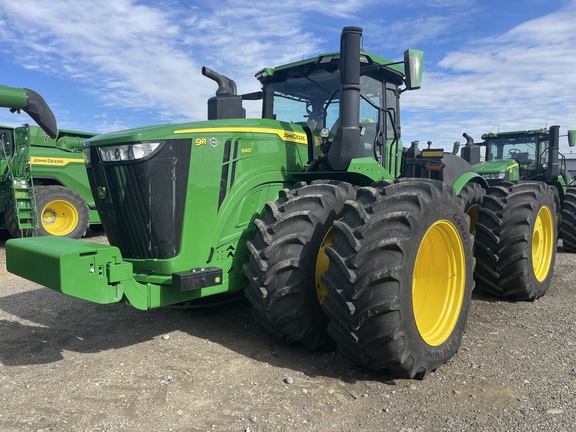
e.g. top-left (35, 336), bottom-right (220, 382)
top-left (267, 72), bottom-right (396, 160)
top-left (486, 136), bottom-right (540, 166)
top-left (0, 128), bottom-right (13, 160)
top-left (268, 73), bottom-right (387, 135)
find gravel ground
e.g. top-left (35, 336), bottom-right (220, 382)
top-left (0, 231), bottom-right (575, 432)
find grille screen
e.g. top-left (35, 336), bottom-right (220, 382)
top-left (88, 139), bottom-right (191, 259)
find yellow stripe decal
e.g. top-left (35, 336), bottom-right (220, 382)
top-left (421, 150), bottom-right (445, 158)
top-left (173, 127), bottom-right (308, 145)
top-left (30, 156), bottom-right (83, 167)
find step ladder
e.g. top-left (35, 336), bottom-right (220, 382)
top-left (7, 125), bottom-right (39, 237)
top-left (10, 177), bottom-right (38, 236)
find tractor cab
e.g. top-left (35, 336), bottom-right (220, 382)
top-left (483, 131), bottom-right (545, 180)
top-left (201, 28), bottom-right (422, 178)
top-left (254, 48), bottom-right (422, 175)
top-left (473, 128), bottom-right (576, 184)
top-left (257, 58), bottom-right (402, 160)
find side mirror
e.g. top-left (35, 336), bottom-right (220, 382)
top-left (404, 49), bottom-right (423, 90)
top-left (568, 130), bottom-right (576, 147)
top-left (452, 141), bottom-right (460, 155)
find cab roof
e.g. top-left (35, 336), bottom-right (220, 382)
top-left (255, 51), bottom-right (406, 87)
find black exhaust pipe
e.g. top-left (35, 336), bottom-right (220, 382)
top-left (327, 26), bottom-right (365, 171)
top-left (545, 125), bottom-right (560, 181)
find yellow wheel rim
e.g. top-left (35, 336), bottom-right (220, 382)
top-left (40, 199), bottom-right (79, 236)
top-left (467, 204), bottom-right (481, 237)
top-left (412, 220), bottom-right (466, 346)
top-left (315, 226), bottom-right (335, 304)
top-left (532, 206), bottom-right (554, 282)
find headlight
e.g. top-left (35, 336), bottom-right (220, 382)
top-left (83, 147), bottom-right (91, 165)
top-left (82, 140), bottom-right (91, 165)
top-left (98, 142), bottom-right (161, 162)
top-left (481, 173), bottom-right (506, 180)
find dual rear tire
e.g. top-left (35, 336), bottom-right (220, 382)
top-left (474, 181), bottom-right (557, 300)
top-left (322, 179), bottom-right (474, 379)
top-left (561, 185), bottom-right (576, 252)
top-left (243, 180), bottom-right (356, 351)
top-left (244, 179), bottom-right (559, 377)
top-left (244, 178), bottom-right (474, 379)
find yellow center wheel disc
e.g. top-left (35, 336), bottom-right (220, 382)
top-left (316, 226), bottom-right (335, 304)
top-left (412, 220), bottom-right (465, 346)
top-left (41, 199), bottom-right (79, 236)
top-left (532, 206), bottom-right (554, 282)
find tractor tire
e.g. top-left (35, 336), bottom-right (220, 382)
top-left (474, 181), bottom-right (557, 300)
top-left (243, 180), bottom-right (356, 351)
top-left (4, 201), bottom-right (23, 238)
top-left (34, 186), bottom-right (90, 239)
top-left (457, 182), bottom-right (486, 237)
top-left (561, 186), bottom-right (576, 252)
top-left (321, 179), bottom-right (474, 379)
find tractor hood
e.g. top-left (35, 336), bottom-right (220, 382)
top-left (81, 117), bottom-right (310, 268)
top-left (474, 159), bottom-right (518, 173)
top-left (474, 159), bottom-right (520, 181)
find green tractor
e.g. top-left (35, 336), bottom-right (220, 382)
top-left (0, 86), bottom-right (99, 238)
top-left (459, 127), bottom-right (574, 299)
top-left (467, 127), bottom-right (575, 186)
top-left (6, 27), bottom-right (556, 379)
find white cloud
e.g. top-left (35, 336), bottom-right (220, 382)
top-left (401, 1), bottom-right (576, 152)
top-left (0, 0), bottom-right (210, 126)
top-left (1, 0), bottom-right (575, 156)
top-left (0, 0), bottom-right (378, 130)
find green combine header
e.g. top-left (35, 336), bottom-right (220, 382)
top-left (0, 86), bottom-right (99, 238)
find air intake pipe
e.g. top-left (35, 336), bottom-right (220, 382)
top-left (202, 67), bottom-right (238, 96)
top-left (327, 26), bottom-right (365, 171)
top-left (202, 67), bottom-right (245, 120)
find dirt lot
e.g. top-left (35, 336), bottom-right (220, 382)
top-left (1, 232), bottom-right (575, 432)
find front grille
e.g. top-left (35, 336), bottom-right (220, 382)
top-left (88, 139), bottom-right (191, 259)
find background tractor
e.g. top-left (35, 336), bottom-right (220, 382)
top-left (0, 86), bottom-right (100, 238)
top-left (6, 27), bottom-right (558, 379)
top-left (459, 127), bottom-right (574, 299)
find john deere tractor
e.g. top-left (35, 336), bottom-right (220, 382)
top-left (0, 86), bottom-right (99, 238)
top-left (459, 127), bottom-right (573, 299)
top-left (6, 27), bottom-right (557, 379)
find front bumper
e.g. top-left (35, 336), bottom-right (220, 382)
top-left (6, 237), bottom-right (224, 310)
top-left (6, 236), bottom-right (136, 305)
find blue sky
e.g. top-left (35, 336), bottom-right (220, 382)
top-left (1, 0), bottom-right (575, 152)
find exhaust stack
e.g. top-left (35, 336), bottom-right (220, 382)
top-left (327, 26), bottom-right (365, 171)
top-left (545, 125), bottom-right (560, 181)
